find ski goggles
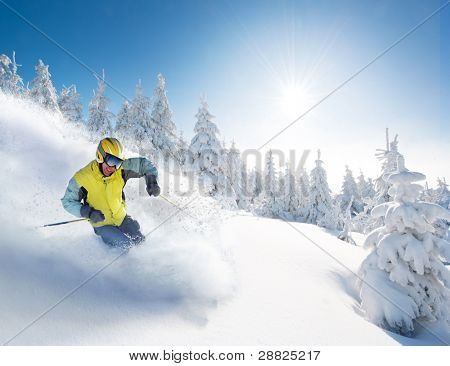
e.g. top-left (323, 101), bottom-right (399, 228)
top-left (104, 153), bottom-right (124, 169)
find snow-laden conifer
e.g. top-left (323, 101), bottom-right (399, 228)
top-left (129, 80), bottom-right (153, 153)
top-left (279, 164), bottom-right (300, 221)
top-left (177, 130), bottom-right (189, 167)
top-left (150, 73), bottom-right (177, 159)
top-left (374, 129), bottom-right (403, 205)
top-left (29, 59), bottom-right (59, 112)
top-left (338, 197), bottom-right (356, 245)
top-left (358, 156), bottom-right (450, 336)
top-left (340, 165), bottom-right (363, 215)
top-left (357, 171), bottom-right (376, 202)
top-left (295, 169), bottom-right (310, 220)
top-left (247, 167), bottom-right (263, 205)
top-left (0, 51), bottom-right (23, 95)
top-left (227, 141), bottom-right (247, 209)
top-left (255, 150), bottom-right (281, 217)
top-left (431, 178), bottom-right (450, 240)
top-left (87, 73), bottom-right (113, 138)
top-left (115, 100), bottom-right (132, 142)
top-left (241, 162), bottom-right (249, 204)
top-left (189, 97), bottom-right (233, 205)
top-left (433, 178), bottom-right (450, 209)
top-left (307, 150), bottom-right (336, 229)
top-left (420, 181), bottom-right (434, 203)
top-left (58, 85), bottom-right (83, 124)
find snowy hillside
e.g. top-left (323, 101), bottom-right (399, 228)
top-left (0, 93), bottom-right (447, 346)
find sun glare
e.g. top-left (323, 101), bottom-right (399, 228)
top-left (278, 83), bottom-right (314, 117)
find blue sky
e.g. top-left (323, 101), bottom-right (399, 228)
top-left (1, 0), bottom-right (448, 189)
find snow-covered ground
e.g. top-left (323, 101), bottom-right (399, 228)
top-left (0, 93), bottom-right (447, 346)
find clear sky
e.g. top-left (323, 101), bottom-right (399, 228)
top-left (1, 0), bottom-right (448, 190)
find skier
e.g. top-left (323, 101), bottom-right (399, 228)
top-left (61, 137), bottom-right (160, 247)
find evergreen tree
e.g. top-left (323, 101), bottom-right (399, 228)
top-left (227, 141), bottom-right (247, 209)
top-left (352, 172), bottom-right (377, 233)
top-left (58, 85), bottom-right (83, 124)
top-left (129, 80), bottom-right (153, 153)
top-left (29, 59), bottom-right (59, 111)
top-left (432, 178), bottom-right (450, 240)
top-left (115, 99), bottom-right (133, 142)
top-left (87, 73), bottom-right (113, 138)
top-left (279, 164), bottom-right (300, 220)
top-left (374, 129), bottom-right (403, 205)
top-left (358, 171), bottom-right (376, 201)
top-left (340, 165), bottom-right (363, 215)
top-left (296, 169), bottom-right (311, 221)
top-left (358, 156), bottom-right (450, 336)
top-left (177, 130), bottom-right (189, 167)
top-left (338, 197), bottom-right (356, 245)
top-left (420, 181), bottom-right (434, 203)
top-left (255, 150), bottom-right (280, 218)
top-left (247, 167), bottom-right (263, 205)
top-left (307, 150), bottom-right (336, 229)
top-left (433, 178), bottom-right (450, 209)
top-left (189, 97), bottom-right (232, 204)
top-left (149, 73), bottom-right (177, 159)
top-left (0, 51), bottom-right (23, 95)
top-left (241, 162), bottom-right (249, 203)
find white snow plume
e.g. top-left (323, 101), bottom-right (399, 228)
top-left (0, 93), bottom-right (234, 344)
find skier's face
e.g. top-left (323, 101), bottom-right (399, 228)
top-left (101, 162), bottom-right (116, 176)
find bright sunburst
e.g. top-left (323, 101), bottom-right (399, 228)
top-left (278, 82), bottom-right (314, 117)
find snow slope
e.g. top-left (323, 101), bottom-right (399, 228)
top-left (0, 93), bottom-right (447, 346)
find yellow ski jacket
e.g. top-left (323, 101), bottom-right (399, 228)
top-left (61, 158), bottom-right (157, 227)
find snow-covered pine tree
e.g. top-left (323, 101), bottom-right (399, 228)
top-left (241, 162), bottom-right (251, 209)
top-left (115, 100), bottom-right (133, 143)
top-left (176, 130), bottom-right (189, 167)
top-left (247, 167), bottom-right (262, 205)
top-left (433, 178), bottom-right (450, 209)
top-left (357, 171), bottom-right (376, 201)
top-left (420, 181), bottom-right (434, 203)
top-left (295, 169), bottom-right (310, 221)
top-left (149, 73), bottom-right (177, 159)
top-left (279, 164), bottom-right (300, 221)
top-left (358, 156), bottom-right (450, 336)
top-left (227, 141), bottom-right (247, 209)
top-left (9, 52), bottom-right (23, 96)
top-left (221, 139), bottom-right (229, 176)
top-left (58, 85), bottom-right (83, 124)
top-left (340, 165), bottom-right (363, 216)
top-left (0, 54), bottom-right (13, 94)
top-left (374, 129), bottom-right (403, 205)
top-left (0, 51), bottom-right (23, 95)
top-left (87, 73), bottom-right (113, 138)
top-left (189, 97), bottom-right (234, 206)
top-left (352, 171), bottom-right (377, 233)
top-left (129, 80), bottom-right (153, 154)
top-left (29, 59), bottom-right (59, 111)
top-left (432, 178), bottom-right (450, 240)
top-left (338, 196), bottom-right (356, 245)
top-left (298, 170), bottom-right (310, 198)
top-left (255, 150), bottom-right (281, 218)
top-left (307, 150), bottom-right (336, 229)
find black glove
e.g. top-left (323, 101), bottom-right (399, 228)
top-left (80, 204), bottom-right (105, 223)
top-left (145, 174), bottom-right (160, 197)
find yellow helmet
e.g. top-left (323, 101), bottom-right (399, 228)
top-left (96, 137), bottom-right (125, 164)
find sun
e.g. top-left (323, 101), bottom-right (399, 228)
top-left (278, 83), bottom-right (314, 117)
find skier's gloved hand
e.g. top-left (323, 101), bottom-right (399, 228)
top-left (80, 204), bottom-right (105, 223)
top-left (145, 174), bottom-right (160, 197)
top-left (89, 209), bottom-right (105, 223)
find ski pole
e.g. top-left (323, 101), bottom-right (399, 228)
top-left (40, 218), bottom-right (88, 228)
